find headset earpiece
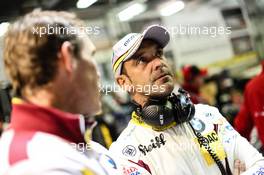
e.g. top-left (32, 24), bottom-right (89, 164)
top-left (132, 88), bottom-right (195, 130)
top-left (169, 89), bottom-right (195, 123)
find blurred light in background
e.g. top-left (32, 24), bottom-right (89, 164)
top-left (118, 3), bottom-right (146, 21)
top-left (76, 0), bottom-right (97, 9)
top-left (0, 22), bottom-right (10, 37)
top-left (160, 1), bottom-right (185, 16)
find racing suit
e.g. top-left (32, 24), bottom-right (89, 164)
top-left (0, 98), bottom-right (150, 175)
top-left (110, 104), bottom-right (264, 175)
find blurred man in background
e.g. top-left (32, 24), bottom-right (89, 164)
top-left (0, 10), bottom-right (150, 175)
top-left (235, 60), bottom-right (264, 155)
top-left (182, 65), bottom-right (208, 104)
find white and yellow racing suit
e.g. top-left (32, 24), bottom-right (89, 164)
top-left (110, 104), bottom-right (264, 175)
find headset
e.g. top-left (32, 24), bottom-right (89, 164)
top-left (133, 88), bottom-right (195, 130)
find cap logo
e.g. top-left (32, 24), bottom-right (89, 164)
top-left (124, 35), bottom-right (136, 46)
top-left (113, 36), bottom-right (143, 73)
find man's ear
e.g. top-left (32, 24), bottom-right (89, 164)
top-left (116, 74), bottom-right (132, 92)
top-left (59, 41), bottom-right (75, 74)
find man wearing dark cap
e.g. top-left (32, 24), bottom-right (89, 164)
top-left (109, 25), bottom-right (264, 175)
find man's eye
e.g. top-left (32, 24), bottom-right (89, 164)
top-left (136, 57), bottom-right (146, 65)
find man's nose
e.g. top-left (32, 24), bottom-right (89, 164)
top-left (152, 58), bottom-right (163, 71)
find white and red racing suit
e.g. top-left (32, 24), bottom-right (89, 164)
top-left (0, 98), bottom-right (150, 175)
top-left (110, 104), bottom-right (264, 175)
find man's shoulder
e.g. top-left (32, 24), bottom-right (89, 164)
top-left (0, 129), bottom-right (88, 164)
top-left (190, 104), bottom-right (227, 132)
top-left (109, 122), bottom-right (146, 162)
top-left (192, 104), bottom-right (237, 139)
top-left (0, 130), bottom-right (120, 175)
top-left (194, 104), bottom-right (222, 120)
top-left (1, 155), bottom-right (108, 175)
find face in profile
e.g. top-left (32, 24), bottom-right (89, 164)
top-left (121, 39), bottom-right (174, 98)
top-left (70, 36), bottom-right (101, 116)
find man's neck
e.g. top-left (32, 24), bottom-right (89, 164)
top-left (132, 93), bottom-right (171, 107)
top-left (22, 86), bottom-right (57, 108)
top-left (132, 93), bottom-right (150, 107)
